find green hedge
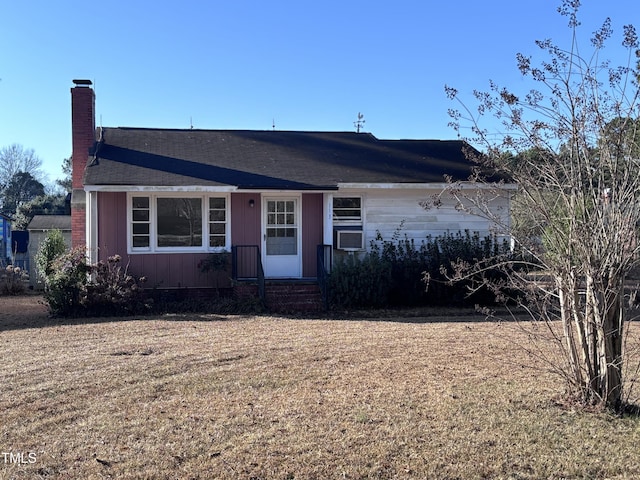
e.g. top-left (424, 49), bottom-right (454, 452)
top-left (328, 230), bottom-right (511, 309)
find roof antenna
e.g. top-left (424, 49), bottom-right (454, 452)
top-left (190, 117), bottom-right (194, 129)
top-left (272, 118), bottom-right (276, 131)
top-left (354, 112), bottom-right (365, 133)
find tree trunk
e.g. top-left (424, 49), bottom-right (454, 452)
top-left (600, 281), bottom-right (624, 408)
top-left (557, 277), bottom-right (585, 392)
top-left (584, 274), bottom-right (624, 409)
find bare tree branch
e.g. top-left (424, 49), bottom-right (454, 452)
top-left (444, 1), bottom-right (640, 411)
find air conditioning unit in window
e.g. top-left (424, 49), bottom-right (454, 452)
top-left (336, 230), bottom-right (364, 251)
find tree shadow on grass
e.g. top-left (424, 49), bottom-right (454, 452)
top-left (0, 293), bottom-right (253, 333)
top-left (1, 294), bottom-right (534, 333)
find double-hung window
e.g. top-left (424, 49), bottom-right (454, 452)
top-left (333, 197), bottom-right (362, 223)
top-left (333, 196), bottom-right (364, 250)
top-left (129, 194), bottom-right (229, 253)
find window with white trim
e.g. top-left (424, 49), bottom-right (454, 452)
top-left (333, 197), bottom-right (362, 222)
top-left (157, 197), bottom-right (202, 247)
top-left (131, 196), bottom-right (150, 248)
top-left (208, 197), bottom-right (227, 248)
top-left (128, 194), bottom-right (229, 253)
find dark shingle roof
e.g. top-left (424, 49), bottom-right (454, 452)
top-left (84, 128), bottom-right (485, 189)
top-left (27, 215), bottom-right (71, 231)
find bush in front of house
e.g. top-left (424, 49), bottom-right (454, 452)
top-left (197, 251), bottom-right (232, 297)
top-left (328, 230), bottom-right (512, 309)
top-left (42, 247), bottom-right (151, 317)
top-left (43, 247), bottom-right (90, 315)
top-left (82, 254), bottom-right (152, 316)
top-left (327, 251), bottom-right (393, 308)
top-left (418, 231), bottom-right (514, 306)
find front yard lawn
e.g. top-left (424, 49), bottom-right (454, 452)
top-left (1, 296), bottom-right (639, 479)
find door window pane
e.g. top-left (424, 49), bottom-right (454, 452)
top-left (266, 228), bottom-right (297, 254)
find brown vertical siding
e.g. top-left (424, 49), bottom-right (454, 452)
top-left (96, 192), bottom-right (227, 289)
top-left (231, 193), bottom-right (261, 246)
top-left (94, 191), bottom-right (323, 286)
top-left (302, 193), bottom-right (323, 277)
top-left (97, 192), bottom-right (127, 255)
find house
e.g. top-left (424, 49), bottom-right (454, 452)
top-left (70, 80), bottom-right (513, 306)
top-left (0, 213), bottom-right (11, 264)
top-left (27, 215), bottom-right (71, 288)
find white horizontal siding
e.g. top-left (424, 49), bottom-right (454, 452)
top-left (357, 188), bottom-right (510, 249)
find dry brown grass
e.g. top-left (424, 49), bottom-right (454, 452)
top-left (1, 294), bottom-right (640, 479)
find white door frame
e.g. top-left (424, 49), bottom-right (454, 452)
top-left (262, 194), bottom-right (302, 278)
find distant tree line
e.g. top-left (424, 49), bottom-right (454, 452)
top-left (0, 144), bottom-right (71, 229)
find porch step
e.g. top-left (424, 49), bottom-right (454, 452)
top-left (265, 282), bottom-right (324, 313)
top-left (233, 281), bottom-right (325, 313)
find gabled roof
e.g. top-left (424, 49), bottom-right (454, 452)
top-left (84, 128), bottom-right (489, 189)
top-left (27, 215), bottom-right (71, 231)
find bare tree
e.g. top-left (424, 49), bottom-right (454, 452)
top-left (443, 1), bottom-right (639, 411)
top-left (0, 144), bottom-right (44, 189)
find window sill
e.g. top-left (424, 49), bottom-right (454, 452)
top-left (129, 247), bottom-right (230, 255)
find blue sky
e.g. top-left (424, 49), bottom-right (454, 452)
top-left (1, 1), bottom-right (637, 184)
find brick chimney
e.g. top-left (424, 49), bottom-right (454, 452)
top-left (70, 79), bottom-right (95, 248)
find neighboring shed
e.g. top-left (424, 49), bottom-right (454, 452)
top-left (27, 215), bottom-right (71, 288)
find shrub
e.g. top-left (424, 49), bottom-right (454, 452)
top-left (35, 229), bottom-right (67, 283)
top-left (82, 254), bottom-right (151, 316)
top-left (420, 231), bottom-right (512, 306)
top-left (328, 252), bottom-right (393, 308)
top-left (197, 252), bottom-right (231, 274)
top-left (43, 247), bottom-right (91, 316)
top-left (1, 265), bottom-right (28, 295)
top-left (328, 230), bottom-right (512, 309)
top-left (197, 252), bottom-right (232, 297)
top-left (42, 248), bottom-right (151, 317)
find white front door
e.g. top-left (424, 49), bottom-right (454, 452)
top-left (263, 197), bottom-right (302, 278)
